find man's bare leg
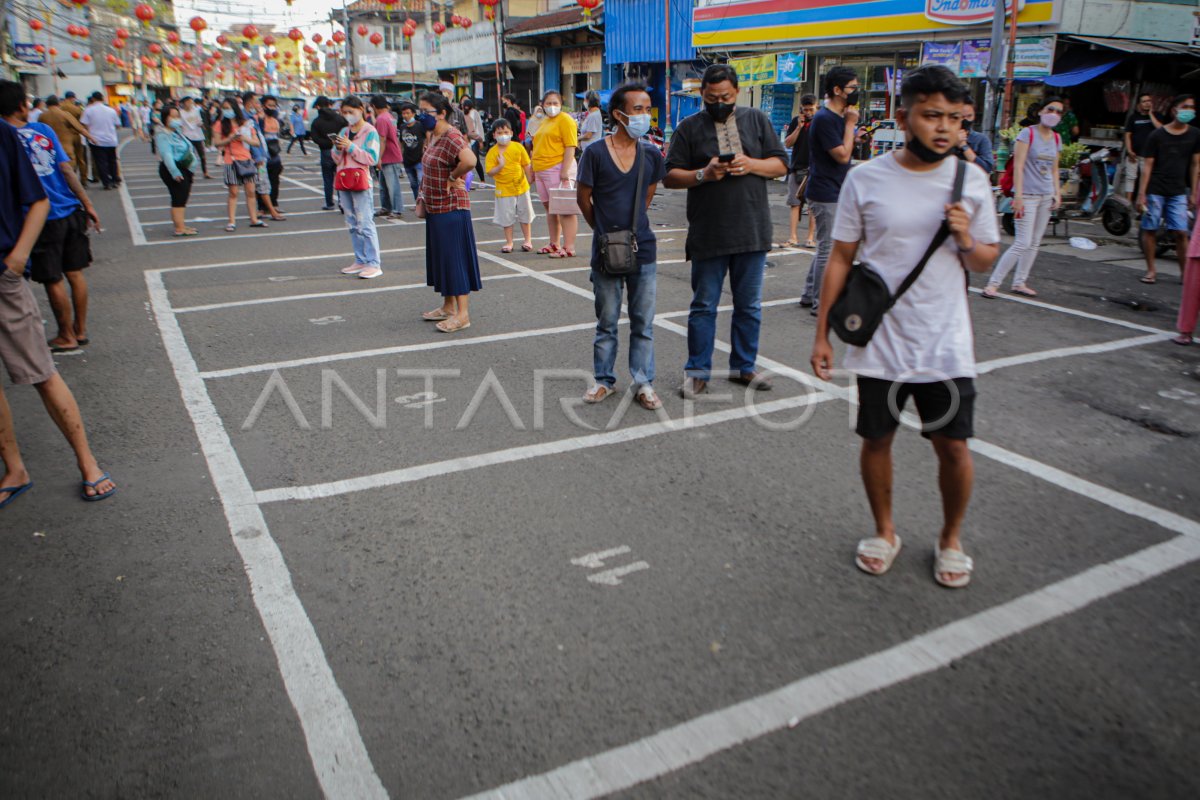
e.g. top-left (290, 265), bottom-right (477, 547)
top-left (44, 279), bottom-right (78, 349)
top-left (32, 374), bottom-right (114, 497)
top-left (858, 432), bottom-right (897, 573)
top-left (65, 271), bottom-right (88, 342)
top-left (1142, 229), bottom-right (1158, 282)
top-left (0, 383), bottom-right (30, 490)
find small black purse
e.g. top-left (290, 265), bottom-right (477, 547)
top-left (597, 144), bottom-right (647, 276)
top-left (830, 159), bottom-right (966, 347)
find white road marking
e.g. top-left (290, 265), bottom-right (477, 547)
top-left (571, 546), bottom-right (632, 569)
top-left (281, 174), bottom-right (325, 195)
top-left (587, 562), bottom-right (651, 586)
top-left (144, 270), bottom-right (387, 798)
top-left (141, 209), bottom-right (335, 226)
top-left (975, 334), bottom-right (1168, 374)
top-left (253, 393), bottom-right (835, 503)
top-left (309, 315), bottom-right (345, 325)
top-left (968, 286), bottom-right (1168, 334)
top-left (116, 137), bottom-right (147, 246)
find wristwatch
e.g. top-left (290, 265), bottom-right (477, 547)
top-left (695, 169), bottom-right (706, 184)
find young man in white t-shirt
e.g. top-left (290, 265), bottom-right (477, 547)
top-left (810, 65), bottom-right (1000, 589)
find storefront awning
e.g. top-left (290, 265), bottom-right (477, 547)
top-left (1044, 58), bottom-right (1122, 87)
top-left (1067, 35), bottom-right (1199, 57)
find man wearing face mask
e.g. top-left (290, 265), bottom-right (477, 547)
top-left (956, 96), bottom-right (994, 174)
top-left (397, 103), bottom-right (425, 201)
top-left (577, 83), bottom-right (667, 410)
top-left (1137, 94), bottom-right (1200, 285)
top-left (260, 95), bottom-right (286, 211)
top-left (810, 65), bottom-right (999, 589)
top-left (310, 96), bottom-right (344, 211)
top-left (664, 64), bottom-right (789, 399)
top-left (802, 66), bottom-right (861, 313)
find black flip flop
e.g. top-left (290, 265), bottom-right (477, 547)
top-left (49, 344), bottom-right (81, 354)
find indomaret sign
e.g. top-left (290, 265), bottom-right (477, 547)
top-left (926, 0), bottom-right (1025, 26)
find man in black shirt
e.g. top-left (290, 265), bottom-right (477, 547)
top-left (1136, 94), bottom-right (1199, 283)
top-left (783, 93), bottom-right (818, 247)
top-left (502, 93), bottom-right (525, 143)
top-left (1123, 93), bottom-right (1162, 201)
top-left (309, 96), bottom-right (344, 210)
top-left (664, 64), bottom-right (789, 398)
top-left (397, 102), bottom-right (424, 201)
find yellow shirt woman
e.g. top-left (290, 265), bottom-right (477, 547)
top-left (532, 111), bottom-right (579, 173)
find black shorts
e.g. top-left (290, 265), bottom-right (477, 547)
top-left (29, 209), bottom-right (91, 284)
top-left (856, 376), bottom-right (976, 441)
top-left (160, 162), bottom-right (194, 208)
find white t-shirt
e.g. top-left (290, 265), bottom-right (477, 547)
top-left (180, 106), bottom-right (204, 141)
top-left (81, 103), bottom-right (120, 146)
top-left (580, 109), bottom-right (604, 149)
top-left (833, 153), bottom-right (999, 382)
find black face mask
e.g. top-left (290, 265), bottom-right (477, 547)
top-left (906, 133), bottom-right (953, 163)
top-left (844, 89), bottom-right (861, 107)
top-left (705, 101), bottom-right (735, 123)
top-left (961, 118), bottom-right (974, 132)
top-left (265, 108), bottom-right (277, 117)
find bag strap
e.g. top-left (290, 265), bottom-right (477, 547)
top-left (891, 158), bottom-right (966, 305)
top-left (629, 142), bottom-right (647, 232)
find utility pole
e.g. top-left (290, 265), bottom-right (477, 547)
top-left (663, 0), bottom-right (671, 139)
top-left (1001, 0), bottom-right (1020, 129)
top-left (982, 0), bottom-right (1006, 144)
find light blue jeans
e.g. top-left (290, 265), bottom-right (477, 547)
top-left (379, 162), bottom-right (404, 214)
top-left (339, 189), bottom-right (381, 268)
top-left (804, 201), bottom-right (838, 307)
top-left (592, 263), bottom-right (657, 389)
top-left (685, 251), bottom-right (766, 381)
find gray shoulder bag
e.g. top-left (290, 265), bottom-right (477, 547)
top-left (597, 144), bottom-right (646, 276)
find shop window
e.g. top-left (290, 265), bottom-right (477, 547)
top-left (383, 24), bottom-right (410, 52)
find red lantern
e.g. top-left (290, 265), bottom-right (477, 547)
top-left (135, 4), bottom-right (155, 26)
top-left (148, 43), bottom-right (162, 54)
top-left (183, 51), bottom-right (194, 61)
top-left (82, 54), bottom-right (92, 62)
top-left (479, 0), bottom-right (499, 5)
top-left (303, 45), bottom-right (315, 54)
top-left (110, 39), bottom-right (123, 50)
top-left (288, 28), bottom-right (304, 42)
top-left (66, 24), bottom-right (78, 36)
top-left (369, 32), bottom-right (383, 46)
top-left (70, 51), bottom-right (80, 60)
top-left (71, 0), bottom-right (88, 6)
top-left (462, 18), bottom-right (473, 29)
top-left (357, 25), bottom-right (369, 37)
top-left (105, 53), bottom-right (115, 63)
top-left (171, 57), bottom-right (184, 68)
top-left (432, 22), bottom-right (446, 35)
top-left (242, 25), bottom-right (259, 41)
top-left (263, 34), bottom-right (276, 46)
top-left (402, 22), bottom-right (417, 38)
top-left (190, 16), bottom-right (207, 34)
top-left (78, 26), bottom-right (90, 38)
top-left (332, 31), bottom-right (346, 44)
top-left (48, 47), bottom-right (57, 57)
top-left (312, 33), bottom-right (323, 44)
top-left (239, 51), bottom-right (250, 62)
top-left (116, 28), bottom-right (130, 39)
top-left (167, 31), bottom-right (180, 44)
top-left (29, 19), bottom-right (44, 32)
top-left (34, 44), bottom-right (45, 54)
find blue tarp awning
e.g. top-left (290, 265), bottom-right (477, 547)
top-left (1043, 58), bottom-right (1123, 87)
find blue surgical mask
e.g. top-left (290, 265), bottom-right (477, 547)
top-left (418, 111), bottom-right (437, 131)
top-left (1177, 109), bottom-right (1196, 124)
top-left (621, 112), bottom-right (651, 139)
top-left (222, 109), bottom-right (235, 119)
top-left (168, 119), bottom-right (183, 131)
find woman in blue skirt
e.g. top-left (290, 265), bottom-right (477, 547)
top-left (417, 92), bottom-right (482, 333)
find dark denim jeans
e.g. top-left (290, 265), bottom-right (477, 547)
top-left (684, 251), bottom-right (767, 381)
top-left (319, 148), bottom-right (336, 206)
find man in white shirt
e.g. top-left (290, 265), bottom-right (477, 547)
top-left (178, 96), bottom-right (211, 179)
top-left (579, 91), bottom-right (604, 151)
top-left (810, 65), bottom-right (1000, 590)
top-left (79, 92), bottom-right (120, 189)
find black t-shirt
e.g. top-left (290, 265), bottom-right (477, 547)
top-left (785, 116), bottom-right (812, 172)
top-left (398, 119), bottom-right (424, 166)
top-left (806, 106), bottom-right (851, 203)
top-left (1124, 112), bottom-right (1158, 157)
top-left (503, 106), bottom-right (523, 139)
top-left (578, 138), bottom-right (667, 270)
top-left (1144, 125), bottom-right (1200, 196)
top-left (665, 107), bottom-right (788, 260)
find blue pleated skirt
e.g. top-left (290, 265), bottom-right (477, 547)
top-left (425, 209), bottom-right (483, 297)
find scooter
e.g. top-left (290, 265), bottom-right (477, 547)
top-left (1076, 148), bottom-right (1134, 236)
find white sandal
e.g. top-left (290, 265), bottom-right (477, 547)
top-left (583, 384), bottom-right (617, 404)
top-left (933, 546), bottom-right (974, 589)
top-left (855, 535), bottom-right (902, 576)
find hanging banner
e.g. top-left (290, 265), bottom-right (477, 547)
top-left (14, 43), bottom-right (45, 65)
top-left (730, 54), bottom-right (777, 87)
top-left (775, 51), bottom-right (806, 84)
top-left (1005, 35), bottom-right (1055, 78)
top-left (959, 39), bottom-right (992, 78)
top-left (920, 42), bottom-right (961, 72)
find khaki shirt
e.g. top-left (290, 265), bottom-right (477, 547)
top-left (39, 106), bottom-right (89, 154)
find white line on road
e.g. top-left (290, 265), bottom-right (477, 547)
top-left (570, 546), bottom-right (632, 569)
top-left (116, 137), bottom-right (147, 246)
top-left (253, 392), bottom-right (835, 503)
top-left (587, 562), bottom-right (651, 586)
top-left (975, 333), bottom-right (1168, 374)
top-left (968, 286), bottom-right (1169, 335)
top-left (144, 270), bottom-right (387, 798)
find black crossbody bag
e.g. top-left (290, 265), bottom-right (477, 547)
top-left (597, 143), bottom-right (646, 276)
top-left (830, 159), bottom-right (966, 347)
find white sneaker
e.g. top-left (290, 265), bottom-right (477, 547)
top-left (358, 266), bottom-right (383, 279)
top-left (340, 264), bottom-right (364, 275)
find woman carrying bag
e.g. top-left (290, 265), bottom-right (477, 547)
top-left (155, 104), bottom-right (198, 236)
top-left (417, 92), bottom-right (482, 334)
top-left (531, 90), bottom-right (580, 258)
top-left (212, 98), bottom-right (265, 232)
top-left (332, 95), bottom-right (384, 280)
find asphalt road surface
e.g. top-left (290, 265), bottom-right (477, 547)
top-left (2, 134), bottom-right (1198, 799)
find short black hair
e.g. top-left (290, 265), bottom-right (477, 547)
top-left (314, 95), bottom-right (332, 108)
top-left (340, 94), bottom-right (364, 110)
top-left (491, 118), bottom-right (512, 133)
top-left (823, 66), bottom-right (858, 98)
top-left (461, 96), bottom-right (474, 109)
top-left (398, 101), bottom-right (417, 114)
top-left (701, 64), bottom-right (738, 90)
top-left (262, 95), bottom-right (277, 105)
top-left (421, 91), bottom-right (451, 118)
top-left (370, 94), bottom-right (389, 110)
top-left (962, 95), bottom-right (976, 108)
top-left (89, 92), bottom-right (103, 102)
top-left (0, 80), bottom-right (27, 118)
top-left (160, 103), bottom-right (180, 125)
top-left (1170, 94), bottom-right (1196, 113)
top-left (899, 64), bottom-right (968, 107)
top-left (503, 93), bottom-right (517, 105)
top-left (241, 91), bottom-right (256, 104)
top-left (800, 93), bottom-right (818, 106)
top-left (1041, 95), bottom-right (1063, 107)
top-left (608, 82), bottom-right (649, 117)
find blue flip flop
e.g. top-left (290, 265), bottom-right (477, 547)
top-left (0, 481), bottom-right (33, 510)
top-left (81, 472), bottom-right (116, 502)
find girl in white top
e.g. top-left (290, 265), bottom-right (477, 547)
top-left (983, 97), bottom-right (1064, 298)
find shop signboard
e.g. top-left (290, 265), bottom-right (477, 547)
top-left (693, 0), bottom-right (1058, 48)
top-left (920, 41), bottom-right (961, 72)
top-left (1004, 35), bottom-right (1055, 78)
top-left (357, 53), bottom-right (397, 79)
top-left (730, 54), bottom-right (777, 86)
top-left (959, 39), bottom-right (992, 77)
top-left (14, 43), bottom-right (44, 65)
top-left (775, 51), bottom-right (806, 84)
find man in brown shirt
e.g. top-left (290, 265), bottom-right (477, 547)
top-left (38, 96), bottom-right (91, 177)
top-left (61, 92), bottom-right (92, 179)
